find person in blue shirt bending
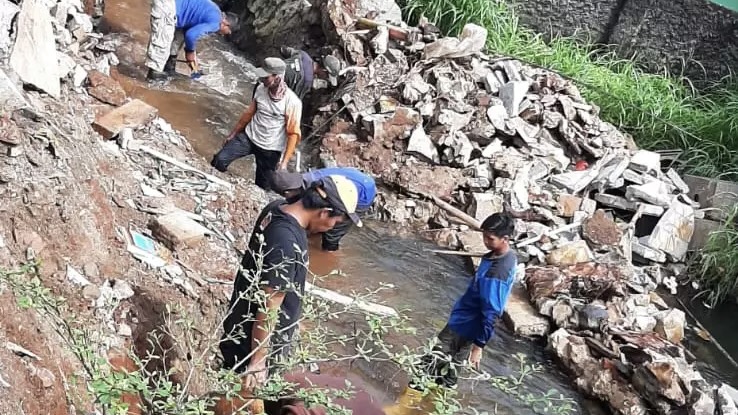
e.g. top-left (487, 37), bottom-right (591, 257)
top-left (271, 167), bottom-right (376, 251)
top-left (413, 213), bottom-right (517, 390)
top-left (145, 0), bottom-right (238, 81)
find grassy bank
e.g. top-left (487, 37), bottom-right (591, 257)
top-left (403, 0), bottom-right (738, 179)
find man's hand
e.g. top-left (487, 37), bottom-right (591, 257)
top-left (469, 345), bottom-right (483, 370)
top-left (243, 360), bottom-right (268, 390)
top-left (185, 50), bottom-right (197, 64)
top-left (225, 133), bottom-right (236, 143)
top-left (278, 159), bottom-right (289, 170)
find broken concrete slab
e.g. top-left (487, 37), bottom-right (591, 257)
top-left (625, 180), bottom-right (673, 208)
top-left (10, 0), bottom-right (60, 98)
top-left (92, 99), bottom-right (158, 139)
top-left (437, 109), bottom-right (472, 132)
top-left (503, 284), bottom-right (551, 337)
top-left (550, 169), bottom-right (599, 194)
top-left (643, 200), bottom-right (694, 261)
top-left (594, 194), bottom-right (665, 216)
top-left (499, 81), bottom-right (530, 117)
top-left (87, 70), bottom-right (127, 106)
top-left (629, 150), bottom-right (661, 173)
top-left (546, 240), bottom-right (593, 266)
top-left (632, 239), bottom-right (667, 263)
top-left (150, 212), bottom-right (212, 250)
top-left (406, 126), bottom-right (438, 163)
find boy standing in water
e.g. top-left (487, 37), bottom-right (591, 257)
top-left (412, 213), bottom-right (517, 390)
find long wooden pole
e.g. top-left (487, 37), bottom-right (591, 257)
top-left (138, 145), bottom-right (233, 190)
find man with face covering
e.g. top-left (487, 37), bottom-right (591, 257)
top-left (210, 57), bottom-right (302, 190)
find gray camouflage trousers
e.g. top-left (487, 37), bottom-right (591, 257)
top-left (145, 0), bottom-right (185, 72)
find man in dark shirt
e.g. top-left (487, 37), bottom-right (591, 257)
top-left (220, 175), bottom-right (361, 390)
top-left (279, 47), bottom-right (343, 99)
top-left (412, 213), bottom-right (517, 390)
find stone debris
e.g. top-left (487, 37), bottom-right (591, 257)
top-left (150, 212), bottom-right (212, 250)
top-left (10, 0), bottom-right (60, 97)
top-left (314, 10), bottom-right (716, 412)
top-left (92, 99), bottom-right (158, 139)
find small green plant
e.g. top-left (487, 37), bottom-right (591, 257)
top-left (402, 0), bottom-right (738, 179)
top-left (1, 257), bottom-right (577, 415)
top-left (692, 205), bottom-right (738, 306)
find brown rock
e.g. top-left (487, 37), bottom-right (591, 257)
top-left (87, 70), bottom-right (127, 106)
top-left (92, 99), bottom-right (158, 139)
top-left (12, 228), bottom-right (46, 253)
top-left (546, 240), bottom-right (593, 266)
top-left (582, 209), bottom-right (622, 247)
top-left (556, 194), bottom-right (582, 218)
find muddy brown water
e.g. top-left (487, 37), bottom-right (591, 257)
top-left (99, 0), bottom-right (738, 412)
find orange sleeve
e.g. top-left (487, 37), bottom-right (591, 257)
top-left (281, 98), bottom-right (303, 164)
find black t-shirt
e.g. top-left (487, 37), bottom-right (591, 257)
top-left (222, 199), bottom-right (308, 359)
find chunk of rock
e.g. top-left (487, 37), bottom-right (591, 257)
top-left (92, 99), bottom-right (158, 139)
top-left (0, 68), bottom-right (27, 110)
top-left (499, 81), bottom-right (530, 117)
top-left (654, 309), bottom-right (685, 343)
top-left (150, 212), bottom-right (212, 250)
top-left (546, 240), bottom-right (593, 266)
top-left (632, 240), bottom-right (667, 263)
top-left (556, 194), bottom-right (582, 218)
top-left (630, 150), bottom-right (661, 173)
top-left (503, 285), bottom-right (551, 337)
top-left (9, 0), bottom-right (60, 97)
top-left (486, 105), bottom-right (507, 130)
top-left (87, 70), bottom-right (127, 106)
top-left (406, 127), bottom-right (438, 163)
top-left (31, 365), bottom-right (56, 388)
top-left (582, 210), bottom-right (622, 248)
top-left (469, 192), bottom-right (503, 222)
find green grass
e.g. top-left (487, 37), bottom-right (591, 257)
top-left (402, 0), bottom-right (738, 179)
top-left (691, 206), bottom-right (738, 306)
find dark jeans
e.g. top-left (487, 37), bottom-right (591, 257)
top-left (321, 206), bottom-right (368, 251)
top-left (413, 325), bottom-right (472, 389)
top-left (211, 132), bottom-right (282, 190)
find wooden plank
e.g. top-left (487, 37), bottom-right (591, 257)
top-left (138, 145), bottom-right (233, 190)
top-left (92, 99), bottom-right (158, 139)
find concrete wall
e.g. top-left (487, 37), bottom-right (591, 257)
top-left (511, 0), bottom-right (738, 84)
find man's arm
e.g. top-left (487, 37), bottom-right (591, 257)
top-left (183, 18), bottom-right (221, 54)
top-left (279, 98), bottom-right (303, 169)
top-left (228, 99), bottom-right (257, 140)
top-left (248, 286), bottom-right (286, 372)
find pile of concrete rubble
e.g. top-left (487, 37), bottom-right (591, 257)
top-left (313, 4), bottom-right (736, 414)
top-left (1, 0), bottom-right (124, 107)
